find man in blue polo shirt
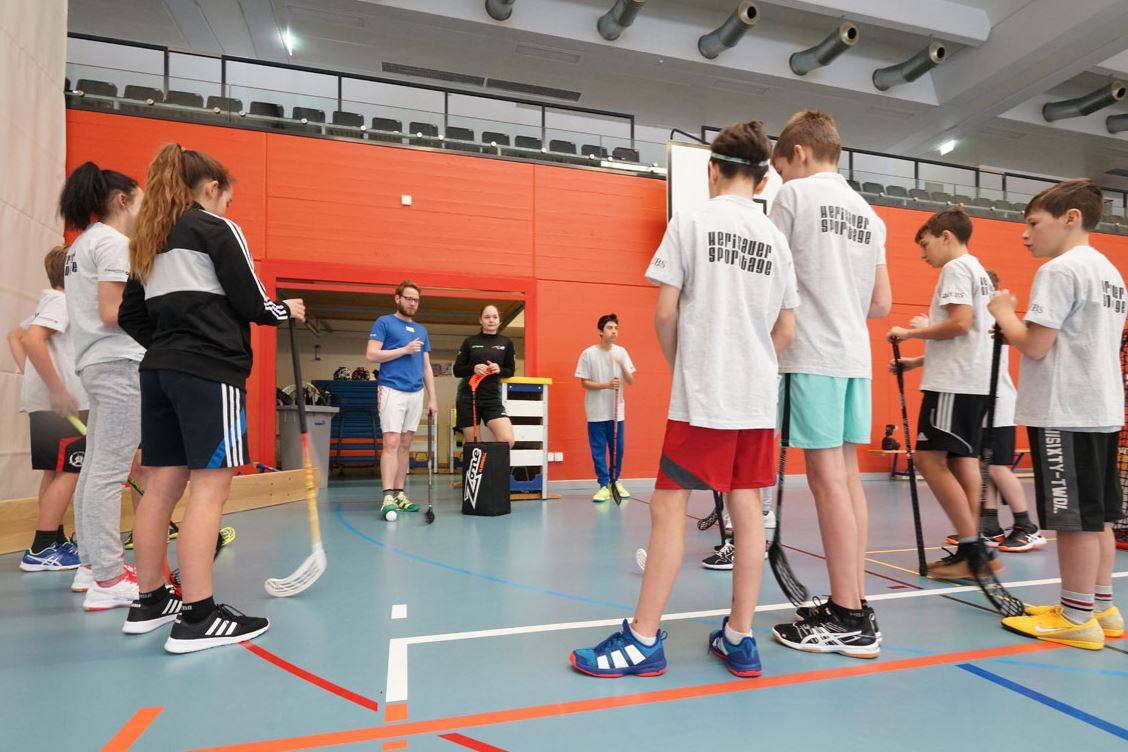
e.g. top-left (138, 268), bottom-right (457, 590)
top-left (365, 280), bottom-right (438, 517)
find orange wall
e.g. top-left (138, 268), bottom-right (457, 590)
top-left (65, 109), bottom-right (1128, 481)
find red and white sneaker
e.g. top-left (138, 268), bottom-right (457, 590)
top-left (83, 564), bottom-right (139, 611)
top-left (997, 527), bottom-right (1047, 553)
top-left (71, 565), bottom-right (94, 593)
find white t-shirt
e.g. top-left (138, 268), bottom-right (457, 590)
top-left (64, 222), bottom-right (145, 372)
top-left (19, 289), bottom-right (89, 413)
top-left (575, 344), bottom-right (636, 422)
top-left (769, 172), bottom-right (886, 378)
top-left (645, 194), bottom-right (799, 429)
top-left (1016, 245), bottom-right (1127, 429)
top-left (991, 343), bottom-right (1017, 428)
top-left (921, 253), bottom-right (993, 395)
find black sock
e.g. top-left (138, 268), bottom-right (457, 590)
top-left (829, 600), bottom-right (866, 624)
top-left (30, 530), bottom-right (57, 553)
top-left (139, 586), bottom-right (170, 603)
top-left (56, 525), bottom-right (67, 545)
top-left (982, 509), bottom-right (1000, 529)
top-left (1013, 511), bottom-right (1033, 529)
top-left (383, 488), bottom-right (394, 498)
top-left (181, 597), bottom-right (216, 623)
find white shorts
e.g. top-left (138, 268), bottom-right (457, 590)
top-left (378, 386), bottom-right (424, 435)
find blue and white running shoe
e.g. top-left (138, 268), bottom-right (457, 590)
top-left (708, 617), bottom-right (762, 677)
top-left (570, 619), bottom-right (667, 677)
top-left (20, 543), bottom-right (81, 572)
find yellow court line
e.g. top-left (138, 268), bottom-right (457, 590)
top-left (867, 538), bottom-right (1056, 555)
top-left (863, 557), bottom-right (926, 578)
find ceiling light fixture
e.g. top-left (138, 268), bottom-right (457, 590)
top-left (281, 29), bottom-right (296, 56)
top-left (938, 139), bottom-right (956, 156)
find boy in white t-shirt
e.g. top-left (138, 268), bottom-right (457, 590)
top-left (887, 207), bottom-right (998, 580)
top-left (989, 179), bottom-right (1126, 649)
top-left (570, 121), bottom-right (797, 679)
top-left (6, 246), bottom-right (88, 572)
top-left (768, 111), bottom-right (890, 659)
top-left (575, 313), bottom-right (637, 502)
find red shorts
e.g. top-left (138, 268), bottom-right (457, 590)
top-left (654, 420), bottom-right (775, 492)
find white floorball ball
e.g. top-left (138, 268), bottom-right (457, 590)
top-left (385, 509), bottom-right (397, 522)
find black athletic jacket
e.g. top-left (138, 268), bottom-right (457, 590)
top-left (119, 204), bottom-right (290, 389)
top-left (453, 332), bottom-right (515, 401)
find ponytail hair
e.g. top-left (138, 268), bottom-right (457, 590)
top-left (58, 161), bottom-right (138, 231)
top-left (130, 143), bottom-right (232, 280)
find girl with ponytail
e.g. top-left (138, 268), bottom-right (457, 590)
top-left (117, 143), bottom-right (304, 653)
top-left (57, 161), bottom-right (146, 612)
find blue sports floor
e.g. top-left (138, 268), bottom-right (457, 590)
top-left (2, 475), bottom-right (1127, 751)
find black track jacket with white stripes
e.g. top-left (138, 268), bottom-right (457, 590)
top-left (119, 203), bottom-right (290, 389)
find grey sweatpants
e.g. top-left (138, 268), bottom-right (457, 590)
top-left (74, 359), bottom-right (141, 581)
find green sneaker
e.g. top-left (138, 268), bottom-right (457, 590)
top-left (614, 481), bottom-right (631, 499)
top-left (592, 486), bottom-right (611, 503)
top-left (394, 491), bottom-right (419, 512)
top-left (380, 495), bottom-right (399, 520)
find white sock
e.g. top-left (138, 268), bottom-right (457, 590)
top-left (722, 509), bottom-right (732, 529)
top-left (725, 622), bottom-right (752, 645)
top-left (761, 488), bottom-right (773, 513)
top-left (1060, 589), bottom-right (1094, 625)
top-left (958, 535), bottom-right (979, 545)
top-left (628, 622), bottom-right (657, 646)
top-left (1095, 583), bottom-right (1113, 609)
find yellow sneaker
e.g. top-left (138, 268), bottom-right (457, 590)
top-left (592, 486), bottom-right (611, 503)
top-left (1026, 603), bottom-right (1123, 637)
top-left (614, 481), bottom-right (631, 499)
top-left (1096, 606), bottom-right (1124, 638)
top-left (1002, 606), bottom-right (1105, 650)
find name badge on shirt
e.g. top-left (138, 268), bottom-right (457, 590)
top-left (406, 326), bottom-right (415, 332)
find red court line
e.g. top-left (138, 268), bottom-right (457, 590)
top-left (241, 643), bottom-right (380, 713)
top-left (102, 707), bottom-right (163, 752)
top-left (192, 637), bottom-right (1099, 752)
top-left (439, 732), bottom-right (509, 751)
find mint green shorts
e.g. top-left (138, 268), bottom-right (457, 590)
top-left (779, 374), bottom-right (871, 449)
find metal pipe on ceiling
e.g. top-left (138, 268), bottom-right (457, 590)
top-left (485, 0), bottom-right (516, 22)
top-left (698, 1), bottom-right (760, 60)
top-left (872, 41), bottom-right (947, 91)
top-left (597, 0), bottom-right (646, 41)
top-left (1042, 81), bottom-right (1127, 122)
top-left (789, 21), bottom-right (859, 76)
top-left (1108, 113), bottom-right (1128, 134)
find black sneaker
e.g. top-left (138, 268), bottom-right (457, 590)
top-left (772, 604), bottom-right (880, 659)
top-left (945, 530), bottom-right (1004, 547)
top-left (702, 541), bottom-right (734, 570)
top-left (998, 526), bottom-right (1047, 553)
top-left (796, 597), bottom-right (882, 641)
top-left (123, 584), bottom-right (182, 634)
top-left (163, 604), bottom-right (269, 654)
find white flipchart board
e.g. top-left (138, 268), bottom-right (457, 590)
top-left (666, 140), bottom-right (781, 222)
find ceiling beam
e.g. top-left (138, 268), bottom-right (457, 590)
top-left (163, 0), bottom-right (224, 54)
top-left (761, 0), bottom-right (991, 46)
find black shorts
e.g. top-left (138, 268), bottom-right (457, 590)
top-left (1028, 427), bottom-right (1121, 532)
top-left (29, 410), bottom-right (87, 473)
top-left (915, 391), bottom-right (988, 458)
top-left (989, 425), bottom-right (1016, 466)
top-left (141, 369), bottom-right (248, 470)
top-left (456, 390), bottom-right (507, 429)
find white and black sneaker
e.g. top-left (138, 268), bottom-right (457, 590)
top-left (997, 526), bottom-right (1047, 553)
top-left (794, 598), bottom-right (882, 641)
top-left (773, 604), bottom-right (880, 659)
top-left (702, 540), bottom-right (735, 570)
top-left (123, 585), bottom-right (182, 634)
top-left (164, 604), bottom-right (269, 654)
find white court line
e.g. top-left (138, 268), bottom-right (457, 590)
top-left (391, 604), bottom-right (407, 620)
top-left (384, 570), bottom-right (1128, 703)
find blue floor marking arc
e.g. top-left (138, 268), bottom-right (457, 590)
top-left (958, 663), bottom-right (1128, 741)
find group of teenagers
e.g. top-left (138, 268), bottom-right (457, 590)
top-left (568, 110), bottom-right (1126, 680)
top-left (12, 144), bottom-right (309, 653)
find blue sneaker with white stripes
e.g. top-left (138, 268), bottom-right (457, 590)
top-left (708, 617), bottom-right (762, 677)
top-left (20, 543), bottom-right (80, 572)
top-left (570, 619), bottom-right (667, 678)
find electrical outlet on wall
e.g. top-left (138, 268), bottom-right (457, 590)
top-left (401, 194), bottom-right (412, 206)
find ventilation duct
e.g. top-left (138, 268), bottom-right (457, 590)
top-left (790, 21), bottom-right (859, 76)
top-left (598, 0), bottom-right (646, 41)
top-left (1108, 113), bottom-right (1128, 134)
top-left (698, 2), bottom-right (759, 60)
top-left (872, 41), bottom-right (947, 91)
top-left (1042, 81), bottom-right (1127, 122)
top-left (485, 0), bottom-right (515, 21)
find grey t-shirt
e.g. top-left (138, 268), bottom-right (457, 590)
top-left (770, 172), bottom-right (886, 379)
top-left (575, 344), bottom-right (636, 422)
top-left (921, 253), bottom-right (993, 395)
top-left (19, 289), bottom-right (89, 413)
top-left (64, 222), bottom-right (145, 372)
top-left (1016, 245), bottom-right (1126, 429)
top-left (645, 194), bottom-right (799, 429)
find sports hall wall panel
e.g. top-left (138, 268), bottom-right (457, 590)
top-left (64, 111), bottom-right (1128, 481)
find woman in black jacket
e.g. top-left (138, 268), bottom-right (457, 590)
top-left (453, 304), bottom-right (516, 447)
top-left (118, 143), bottom-right (304, 654)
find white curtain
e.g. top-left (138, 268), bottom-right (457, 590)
top-left (0, 0), bottom-right (68, 498)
